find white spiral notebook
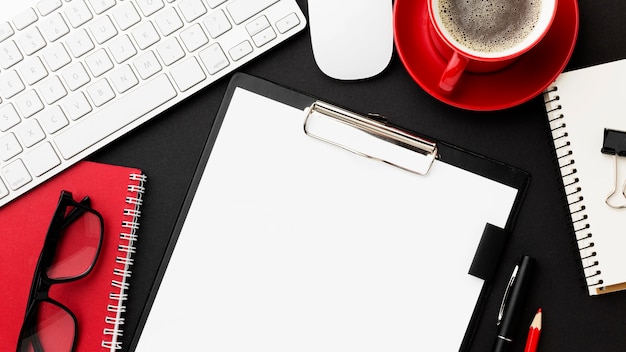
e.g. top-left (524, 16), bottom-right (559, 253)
top-left (136, 74), bottom-right (529, 351)
top-left (544, 59), bottom-right (626, 295)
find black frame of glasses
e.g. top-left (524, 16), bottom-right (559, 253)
top-left (16, 190), bottom-right (104, 352)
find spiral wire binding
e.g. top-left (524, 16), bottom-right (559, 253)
top-left (544, 86), bottom-right (603, 293)
top-left (101, 173), bottom-right (146, 350)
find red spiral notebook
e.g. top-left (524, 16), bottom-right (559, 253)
top-left (0, 161), bottom-right (146, 351)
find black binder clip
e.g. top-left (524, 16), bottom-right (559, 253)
top-left (601, 128), bottom-right (626, 209)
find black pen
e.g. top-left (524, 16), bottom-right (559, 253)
top-left (492, 255), bottom-right (534, 352)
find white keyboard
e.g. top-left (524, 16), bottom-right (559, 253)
top-left (0, 0), bottom-right (306, 207)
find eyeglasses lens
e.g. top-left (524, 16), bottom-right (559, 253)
top-left (47, 207), bottom-right (102, 281)
top-left (18, 301), bottom-right (75, 352)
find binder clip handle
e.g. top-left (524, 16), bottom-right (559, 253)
top-left (601, 128), bottom-right (626, 209)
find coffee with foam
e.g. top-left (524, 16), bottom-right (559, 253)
top-left (438, 0), bottom-right (543, 55)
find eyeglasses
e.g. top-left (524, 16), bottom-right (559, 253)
top-left (16, 190), bottom-right (104, 352)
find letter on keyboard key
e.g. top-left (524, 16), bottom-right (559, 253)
top-left (54, 74), bottom-right (177, 159)
top-left (86, 78), bottom-right (115, 107)
top-left (63, 92), bottom-right (92, 120)
top-left (16, 90), bottom-right (44, 118)
top-left (227, 0), bottom-right (279, 24)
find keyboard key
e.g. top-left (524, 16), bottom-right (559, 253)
top-left (64, 0), bottom-right (93, 28)
top-left (0, 22), bottom-right (15, 43)
top-left (2, 159), bottom-right (32, 190)
top-left (0, 179), bottom-right (8, 199)
top-left (36, 0), bottom-right (63, 16)
top-left (132, 21), bottom-right (160, 50)
top-left (112, 2), bottom-right (141, 31)
top-left (206, 0), bottom-right (228, 8)
top-left (38, 105), bottom-right (69, 133)
top-left (65, 28), bottom-right (95, 58)
top-left (227, 0), bottom-right (278, 25)
top-left (17, 27), bottom-right (47, 56)
top-left (199, 43), bottom-right (228, 74)
top-left (155, 7), bottom-right (184, 36)
top-left (203, 10), bottom-right (231, 39)
top-left (39, 75), bottom-right (67, 104)
top-left (156, 37), bottom-right (185, 66)
top-left (39, 12), bottom-right (70, 42)
top-left (42, 42), bottom-right (72, 71)
top-left (246, 16), bottom-right (269, 37)
top-left (54, 74), bottom-right (177, 159)
top-left (251, 26), bottom-right (276, 47)
top-left (170, 57), bottom-right (205, 92)
top-left (89, 15), bottom-right (118, 44)
top-left (15, 90), bottom-right (44, 118)
top-left (87, 0), bottom-right (117, 15)
top-left (228, 40), bottom-right (252, 61)
top-left (85, 48), bottom-right (114, 77)
top-left (276, 12), bottom-right (301, 34)
top-left (108, 34), bottom-right (137, 64)
top-left (110, 65), bottom-right (139, 93)
top-left (0, 70), bottom-right (26, 99)
top-left (62, 92), bottom-right (92, 120)
top-left (16, 118), bottom-right (45, 147)
top-left (61, 62), bottom-right (91, 90)
top-left (20, 57), bottom-right (48, 85)
top-left (87, 78), bottom-right (115, 107)
top-left (178, 0), bottom-right (207, 23)
top-left (0, 104), bottom-right (21, 131)
top-left (133, 51), bottom-right (162, 79)
top-left (24, 142), bottom-right (61, 177)
top-left (0, 132), bottom-right (23, 161)
top-left (136, 0), bottom-right (165, 17)
top-left (0, 41), bottom-right (24, 69)
top-left (179, 23), bottom-right (208, 52)
top-left (13, 8), bottom-right (39, 30)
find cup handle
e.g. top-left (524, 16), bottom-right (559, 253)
top-left (439, 52), bottom-right (469, 94)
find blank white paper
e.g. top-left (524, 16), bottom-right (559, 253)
top-left (137, 88), bottom-right (518, 351)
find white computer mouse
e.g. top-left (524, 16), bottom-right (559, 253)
top-left (308, 0), bottom-right (393, 80)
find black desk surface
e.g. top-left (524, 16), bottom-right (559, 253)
top-left (86, 1), bottom-right (626, 351)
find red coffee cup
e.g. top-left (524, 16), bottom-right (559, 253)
top-left (428, 0), bottom-right (558, 94)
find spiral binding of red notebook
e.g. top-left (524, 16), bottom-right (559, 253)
top-left (0, 160), bottom-right (146, 351)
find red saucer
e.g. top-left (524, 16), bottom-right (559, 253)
top-left (394, 0), bottom-right (579, 111)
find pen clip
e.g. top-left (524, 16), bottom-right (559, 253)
top-left (497, 264), bottom-right (519, 325)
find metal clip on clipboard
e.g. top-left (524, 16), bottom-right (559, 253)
top-left (303, 101), bottom-right (438, 175)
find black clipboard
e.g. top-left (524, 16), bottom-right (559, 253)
top-left (135, 73), bottom-right (530, 352)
